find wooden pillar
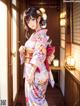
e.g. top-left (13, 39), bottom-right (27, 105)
top-left (65, 3), bottom-right (71, 57)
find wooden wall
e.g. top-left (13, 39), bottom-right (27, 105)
top-left (65, 68), bottom-right (80, 106)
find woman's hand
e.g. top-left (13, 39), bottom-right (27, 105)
top-left (19, 45), bottom-right (25, 56)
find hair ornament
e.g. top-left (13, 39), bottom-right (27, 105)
top-left (42, 13), bottom-right (47, 20)
top-left (39, 8), bottom-right (45, 13)
top-left (39, 8), bottom-right (47, 20)
top-left (36, 10), bottom-right (41, 15)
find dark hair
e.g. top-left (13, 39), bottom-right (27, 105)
top-left (24, 7), bottom-right (47, 27)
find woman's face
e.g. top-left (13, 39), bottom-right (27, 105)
top-left (27, 17), bottom-right (37, 30)
top-left (27, 16), bottom-right (40, 30)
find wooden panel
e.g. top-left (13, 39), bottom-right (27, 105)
top-left (65, 4), bottom-right (71, 57)
top-left (65, 69), bottom-right (80, 106)
top-left (7, 0), bottom-right (13, 105)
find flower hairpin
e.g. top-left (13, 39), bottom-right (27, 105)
top-left (39, 8), bottom-right (47, 20)
top-left (36, 10), bottom-right (42, 15)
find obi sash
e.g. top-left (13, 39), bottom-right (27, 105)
top-left (25, 48), bottom-right (34, 63)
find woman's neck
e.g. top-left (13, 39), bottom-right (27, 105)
top-left (35, 25), bottom-right (41, 32)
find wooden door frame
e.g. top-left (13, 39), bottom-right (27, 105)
top-left (0, 0), bottom-right (13, 106)
top-left (11, 0), bottom-right (20, 105)
top-left (0, 0), bottom-right (21, 106)
top-left (7, 0), bottom-right (13, 106)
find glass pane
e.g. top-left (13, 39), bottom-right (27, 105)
top-left (0, 1), bottom-right (8, 106)
top-left (12, 8), bottom-right (17, 101)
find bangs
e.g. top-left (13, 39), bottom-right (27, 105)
top-left (25, 14), bottom-right (31, 23)
top-left (24, 7), bottom-right (41, 25)
top-left (24, 14), bottom-right (36, 24)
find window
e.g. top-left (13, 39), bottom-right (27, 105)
top-left (60, 11), bottom-right (66, 48)
top-left (72, 3), bottom-right (80, 45)
top-left (0, 1), bottom-right (8, 105)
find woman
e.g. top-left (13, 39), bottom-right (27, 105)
top-left (19, 7), bottom-right (55, 106)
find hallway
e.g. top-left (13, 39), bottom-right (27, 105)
top-left (0, 0), bottom-right (80, 106)
top-left (15, 85), bottom-right (66, 106)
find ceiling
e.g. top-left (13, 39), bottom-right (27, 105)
top-left (26, 0), bottom-right (60, 7)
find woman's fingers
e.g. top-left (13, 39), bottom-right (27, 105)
top-left (19, 46), bottom-right (25, 56)
top-left (19, 46), bottom-right (25, 52)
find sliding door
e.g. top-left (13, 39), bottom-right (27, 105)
top-left (0, 1), bottom-right (8, 106)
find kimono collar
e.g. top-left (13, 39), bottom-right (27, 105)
top-left (34, 29), bottom-right (48, 36)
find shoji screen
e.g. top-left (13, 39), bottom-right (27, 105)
top-left (0, 1), bottom-right (8, 106)
top-left (60, 11), bottom-right (66, 48)
top-left (71, 3), bottom-right (80, 70)
top-left (73, 3), bottom-right (80, 44)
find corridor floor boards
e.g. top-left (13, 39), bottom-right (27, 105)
top-left (46, 84), bottom-right (66, 106)
top-left (15, 84), bottom-right (66, 106)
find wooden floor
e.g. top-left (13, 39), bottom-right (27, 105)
top-left (46, 84), bottom-right (66, 106)
top-left (15, 84), bottom-right (66, 106)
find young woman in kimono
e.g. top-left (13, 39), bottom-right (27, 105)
top-left (19, 7), bottom-right (55, 106)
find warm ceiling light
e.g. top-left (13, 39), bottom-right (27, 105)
top-left (40, 8), bottom-right (45, 13)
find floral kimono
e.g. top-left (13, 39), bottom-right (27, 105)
top-left (20, 29), bottom-right (55, 106)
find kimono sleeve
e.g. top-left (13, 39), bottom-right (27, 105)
top-left (49, 70), bottom-right (55, 88)
top-left (20, 53), bottom-right (25, 64)
top-left (19, 45), bottom-right (25, 65)
top-left (30, 34), bottom-right (49, 67)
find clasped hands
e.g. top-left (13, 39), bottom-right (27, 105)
top-left (19, 45), bottom-right (25, 56)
